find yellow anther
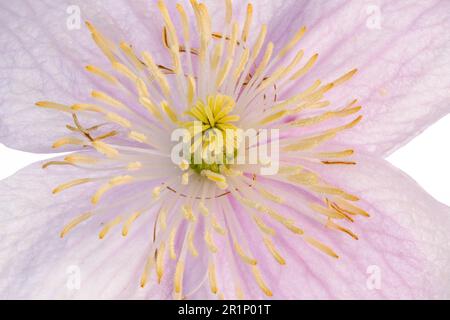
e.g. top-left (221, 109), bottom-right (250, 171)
top-left (241, 4), bottom-right (253, 42)
top-left (139, 96), bottom-right (163, 119)
top-left (263, 238), bottom-right (286, 265)
top-left (106, 112), bottom-right (131, 128)
top-left (208, 262), bottom-right (218, 294)
top-left (304, 236), bottom-right (339, 259)
top-left (52, 178), bottom-right (93, 194)
top-left (156, 243), bottom-right (166, 283)
top-left (152, 186), bottom-right (163, 199)
top-left (182, 205), bottom-right (196, 222)
top-left (91, 90), bottom-right (125, 109)
top-left (128, 131), bottom-right (147, 143)
top-left (234, 242), bottom-right (257, 265)
top-left (188, 230), bottom-right (198, 257)
top-left (71, 103), bottom-right (104, 113)
top-left (60, 212), bottom-right (93, 238)
top-left (140, 255), bottom-right (155, 288)
top-left (201, 170), bottom-right (226, 183)
top-left (251, 266), bottom-right (273, 297)
top-left (253, 216), bottom-right (275, 236)
top-left (205, 230), bottom-right (218, 253)
top-left (127, 161), bottom-right (142, 171)
top-left (278, 26), bottom-right (307, 59)
top-left (35, 101), bottom-right (72, 113)
top-left (161, 101), bottom-right (179, 124)
top-left (112, 61), bottom-right (138, 81)
top-left (64, 154), bottom-right (98, 164)
top-left (119, 42), bottom-right (145, 70)
top-left (199, 202), bottom-right (209, 216)
top-left (92, 175), bottom-right (134, 204)
top-left (99, 216), bottom-right (122, 239)
top-left (85, 65), bottom-right (118, 85)
top-left (92, 141), bottom-right (119, 158)
top-left (52, 137), bottom-right (84, 149)
top-left (122, 211), bottom-right (142, 236)
top-left (174, 258), bottom-right (185, 293)
top-left (211, 215), bottom-right (226, 235)
top-left (169, 227), bottom-right (177, 260)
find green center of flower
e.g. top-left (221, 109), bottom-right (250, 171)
top-left (184, 94), bottom-right (240, 174)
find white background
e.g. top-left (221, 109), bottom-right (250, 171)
top-left (1, 114), bottom-right (449, 206)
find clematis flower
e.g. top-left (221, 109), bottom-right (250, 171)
top-left (1, 0), bottom-right (450, 300)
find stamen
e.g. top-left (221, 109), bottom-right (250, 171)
top-left (188, 229), bottom-right (198, 257)
top-left (99, 216), bottom-right (123, 239)
top-left (112, 62), bottom-right (138, 82)
top-left (158, 208), bottom-right (168, 230)
top-left (263, 237), bottom-right (286, 265)
top-left (326, 219), bottom-right (359, 240)
top-left (310, 185), bottom-right (359, 202)
top-left (139, 96), bottom-right (163, 119)
top-left (106, 112), bottom-right (131, 128)
top-left (332, 198), bottom-right (370, 217)
top-left (182, 205), bottom-right (196, 222)
top-left (216, 59), bottom-right (233, 87)
top-left (278, 26), bottom-right (307, 59)
top-left (290, 53), bottom-right (319, 81)
top-left (52, 178), bottom-right (93, 194)
top-left (35, 101), bottom-right (72, 113)
top-left (128, 131), bottom-right (148, 143)
top-left (199, 202), bottom-right (209, 216)
top-left (253, 216), bottom-right (276, 236)
top-left (60, 212), bottom-right (93, 238)
top-left (85, 65), bottom-right (119, 85)
top-left (85, 21), bottom-right (117, 63)
top-left (122, 211), bottom-right (142, 236)
top-left (205, 230), bottom-right (218, 253)
top-left (52, 137), bottom-right (84, 149)
top-left (304, 236), bottom-right (339, 259)
top-left (211, 215), bottom-right (226, 235)
top-left (119, 42), bottom-right (145, 70)
top-left (156, 242), bottom-right (166, 283)
top-left (208, 262), bottom-right (218, 294)
top-left (186, 76), bottom-right (196, 105)
top-left (92, 175), bottom-right (134, 204)
top-left (140, 254), bottom-right (155, 288)
top-left (174, 258), bottom-right (185, 293)
top-left (161, 101), bottom-right (180, 124)
top-left (92, 141), bottom-right (119, 158)
top-left (169, 227), bottom-right (178, 260)
top-left (241, 4), bottom-right (253, 42)
top-left (64, 154), bottom-right (98, 164)
top-left (91, 90), bottom-right (126, 109)
top-left (234, 242), bottom-right (257, 265)
top-left (251, 266), bottom-right (272, 297)
top-left (152, 186), bottom-right (163, 200)
top-left (225, 0), bottom-right (233, 24)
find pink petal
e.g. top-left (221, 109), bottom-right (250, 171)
top-left (0, 0), bottom-right (165, 153)
top-left (272, 0), bottom-right (450, 156)
top-left (225, 153), bottom-right (450, 299)
top-left (0, 158), bottom-right (175, 299)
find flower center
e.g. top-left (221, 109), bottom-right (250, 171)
top-left (184, 94), bottom-right (239, 176)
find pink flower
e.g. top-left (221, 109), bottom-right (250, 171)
top-left (1, 0), bottom-right (450, 299)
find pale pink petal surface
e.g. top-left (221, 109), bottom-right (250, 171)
top-left (273, 0), bottom-right (450, 156)
top-left (1, 0), bottom-right (450, 154)
top-left (1, 0), bottom-right (450, 300)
